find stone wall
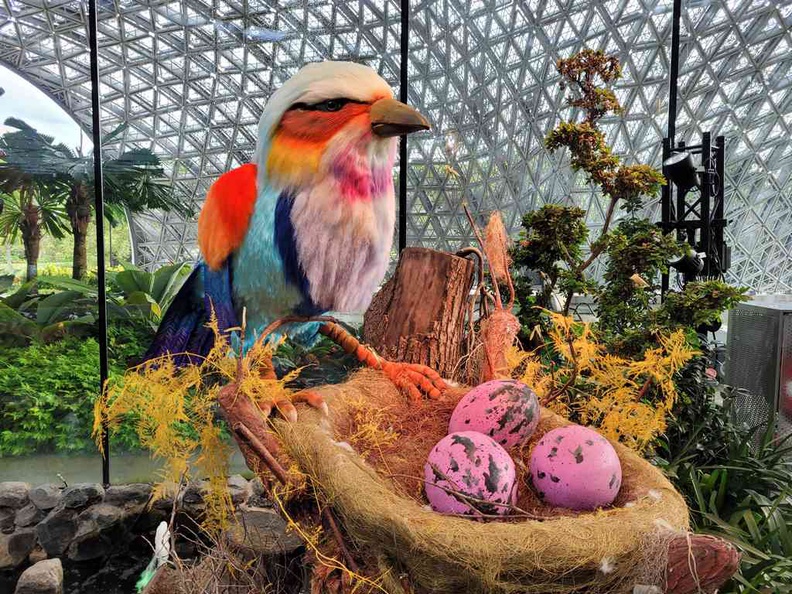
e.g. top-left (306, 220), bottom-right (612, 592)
top-left (0, 477), bottom-right (301, 592)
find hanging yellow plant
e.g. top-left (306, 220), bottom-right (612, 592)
top-left (507, 311), bottom-right (698, 452)
top-left (92, 311), bottom-right (301, 531)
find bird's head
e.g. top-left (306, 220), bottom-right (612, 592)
top-left (256, 61), bottom-right (429, 196)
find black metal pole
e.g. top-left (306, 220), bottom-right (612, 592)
top-left (700, 132), bottom-right (712, 277)
top-left (88, 0), bottom-right (110, 487)
top-left (398, 0), bottom-right (409, 252)
top-left (660, 137), bottom-right (671, 295)
top-left (668, 0), bottom-right (682, 142)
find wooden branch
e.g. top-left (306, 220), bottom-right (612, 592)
top-left (323, 508), bottom-right (359, 573)
top-left (233, 422), bottom-right (289, 486)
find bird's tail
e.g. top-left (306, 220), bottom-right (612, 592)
top-left (142, 263), bottom-right (237, 368)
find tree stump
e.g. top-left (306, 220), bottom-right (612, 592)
top-left (363, 247), bottom-right (475, 380)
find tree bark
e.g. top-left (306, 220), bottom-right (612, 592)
top-left (363, 247), bottom-right (475, 380)
top-left (67, 183), bottom-right (91, 280)
top-left (20, 199), bottom-right (41, 281)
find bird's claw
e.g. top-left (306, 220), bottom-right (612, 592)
top-left (380, 360), bottom-right (447, 404)
top-left (258, 389), bottom-right (328, 423)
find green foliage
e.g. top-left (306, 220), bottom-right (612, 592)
top-left (109, 262), bottom-right (191, 326)
top-left (597, 219), bottom-right (681, 339)
top-left (658, 281), bottom-right (749, 330)
top-left (510, 205), bottom-right (591, 335)
top-left (0, 262), bottom-right (191, 345)
top-left (0, 338), bottom-right (100, 455)
top-left (512, 205), bottom-right (588, 275)
top-left (0, 189), bottom-right (69, 245)
top-left (0, 321), bottom-right (152, 456)
top-left (656, 360), bottom-right (792, 592)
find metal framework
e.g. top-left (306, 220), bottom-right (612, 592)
top-left (660, 132), bottom-right (728, 293)
top-left (1, 0), bottom-right (792, 292)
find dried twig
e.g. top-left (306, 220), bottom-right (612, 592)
top-left (542, 329), bottom-right (579, 407)
top-left (323, 508), bottom-right (360, 573)
top-left (463, 204), bottom-right (503, 309)
top-left (234, 423), bottom-right (290, 486)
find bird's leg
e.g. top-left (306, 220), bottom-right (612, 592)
top-left (319, 322), bottom-right (447, 403)
top-left (255, 356), bottom-right (327, 422)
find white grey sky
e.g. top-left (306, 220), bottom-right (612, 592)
top-left (0, 64), bottom-right (86, 149)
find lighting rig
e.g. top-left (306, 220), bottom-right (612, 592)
top-left (660, 132), bottom-right (729, 292)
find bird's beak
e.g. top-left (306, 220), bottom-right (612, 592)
top-left (370, 98), bottom-right (430, 137)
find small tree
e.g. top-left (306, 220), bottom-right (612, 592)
top-left (511, 50), bottom-right (746, 356)
top-left (544, 49), bottom-right (666, 288)
top-left (0, 120), bottom-right (71, 280)
top-left (64, 136), bottom-right (187, 279)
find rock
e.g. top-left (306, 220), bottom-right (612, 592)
top-left (225, 507), bottom-right (303, 556)
top-left (29, 485), bottom-right (62, 511)
top-left (37, 507), bottom-right (78, 557)
top-left (66, 504), bottom-right (126, 561)
top-left (181, 482), bottom-right (205, 505)
top-left (180, 481), bottom-right (206, 516)
top-left (247, 478), bottom-right (273, 508)
top-left (28, 545), bottom-right (47, 564)
top-left (16, 504), bottom-right (45, 528)
top-left (227, 475), bottom-right (250, 505)
top-left (8, 529), bottom-right (36, 562)
top-left (61, 484), bottom-right (104, 509)
top-left (79, 504), bottom-right (123, 532)
top-left (0, 507), bottom-right (15, 534)
top-left (0, 529), bottom-right (35, 569)
top-left (103, 484), bottom-right (152, 508)
top-left (0, 534), bottom-right (15, 569)
top-left (0, 482), bottom-right (30, 509)
top-left (14, 558), bottom-right (63, 594)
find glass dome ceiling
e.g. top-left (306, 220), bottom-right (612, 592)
top-left (1, 0), bottom-right (791, 292)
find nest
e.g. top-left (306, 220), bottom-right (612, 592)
top-left (273, 370), bottom-right (690, 594)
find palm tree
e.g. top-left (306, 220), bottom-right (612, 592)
top-left (0, 119), bottom-right (71, 280)
top-left (0, 119), bottom-right (191, 280)
top-left (64, 131), bottom-right (189, 279)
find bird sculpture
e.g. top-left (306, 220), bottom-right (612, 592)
top-left (145, 61), bottom-right (446, 417)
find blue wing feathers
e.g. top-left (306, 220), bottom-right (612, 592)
top-left (142, 262), bottom-right (238, 367)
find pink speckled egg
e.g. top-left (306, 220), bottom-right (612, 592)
top-left (448, 379), bottom-right (540, 450)
top-left (424, 431), bottom-right (517, 516)
top-left (529, 425), bottom-right (622, 510)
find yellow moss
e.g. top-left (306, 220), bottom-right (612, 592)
top-left (93, 310), bottom-right (298, 531)
top-left (343, 397), bottom-right (400, 458)
top-left (507, 314), bottom-right (697, 452)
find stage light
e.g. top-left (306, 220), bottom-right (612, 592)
top-left (669, 251), bottom-right (704, 276)
top-left (663, 151), bottom-right (700, 193)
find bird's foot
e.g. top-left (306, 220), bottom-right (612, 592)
top-left (257, 389), bottom-right (328, 423)
top-left (316, 321), bottom-right (447, 403)
top-left (379, 360), bottom-right (447, 404)
top-left (253, 359), bottom-right (328, 422)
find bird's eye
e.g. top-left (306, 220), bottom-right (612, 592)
top-left (316, 99), bottom-right (345, 112)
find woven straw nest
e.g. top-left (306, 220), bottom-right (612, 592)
top-left (274, 371), bottom-right (690, 594)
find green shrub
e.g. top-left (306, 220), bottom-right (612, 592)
top-left (656, 360), bottom-right (792, 592)
top-left (0, 338), bottom-right (101, 455)
top-left (0, 322), bottom-right (151, 456)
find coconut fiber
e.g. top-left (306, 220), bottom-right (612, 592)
top-left (273, 370), bottom-right (690, 594)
